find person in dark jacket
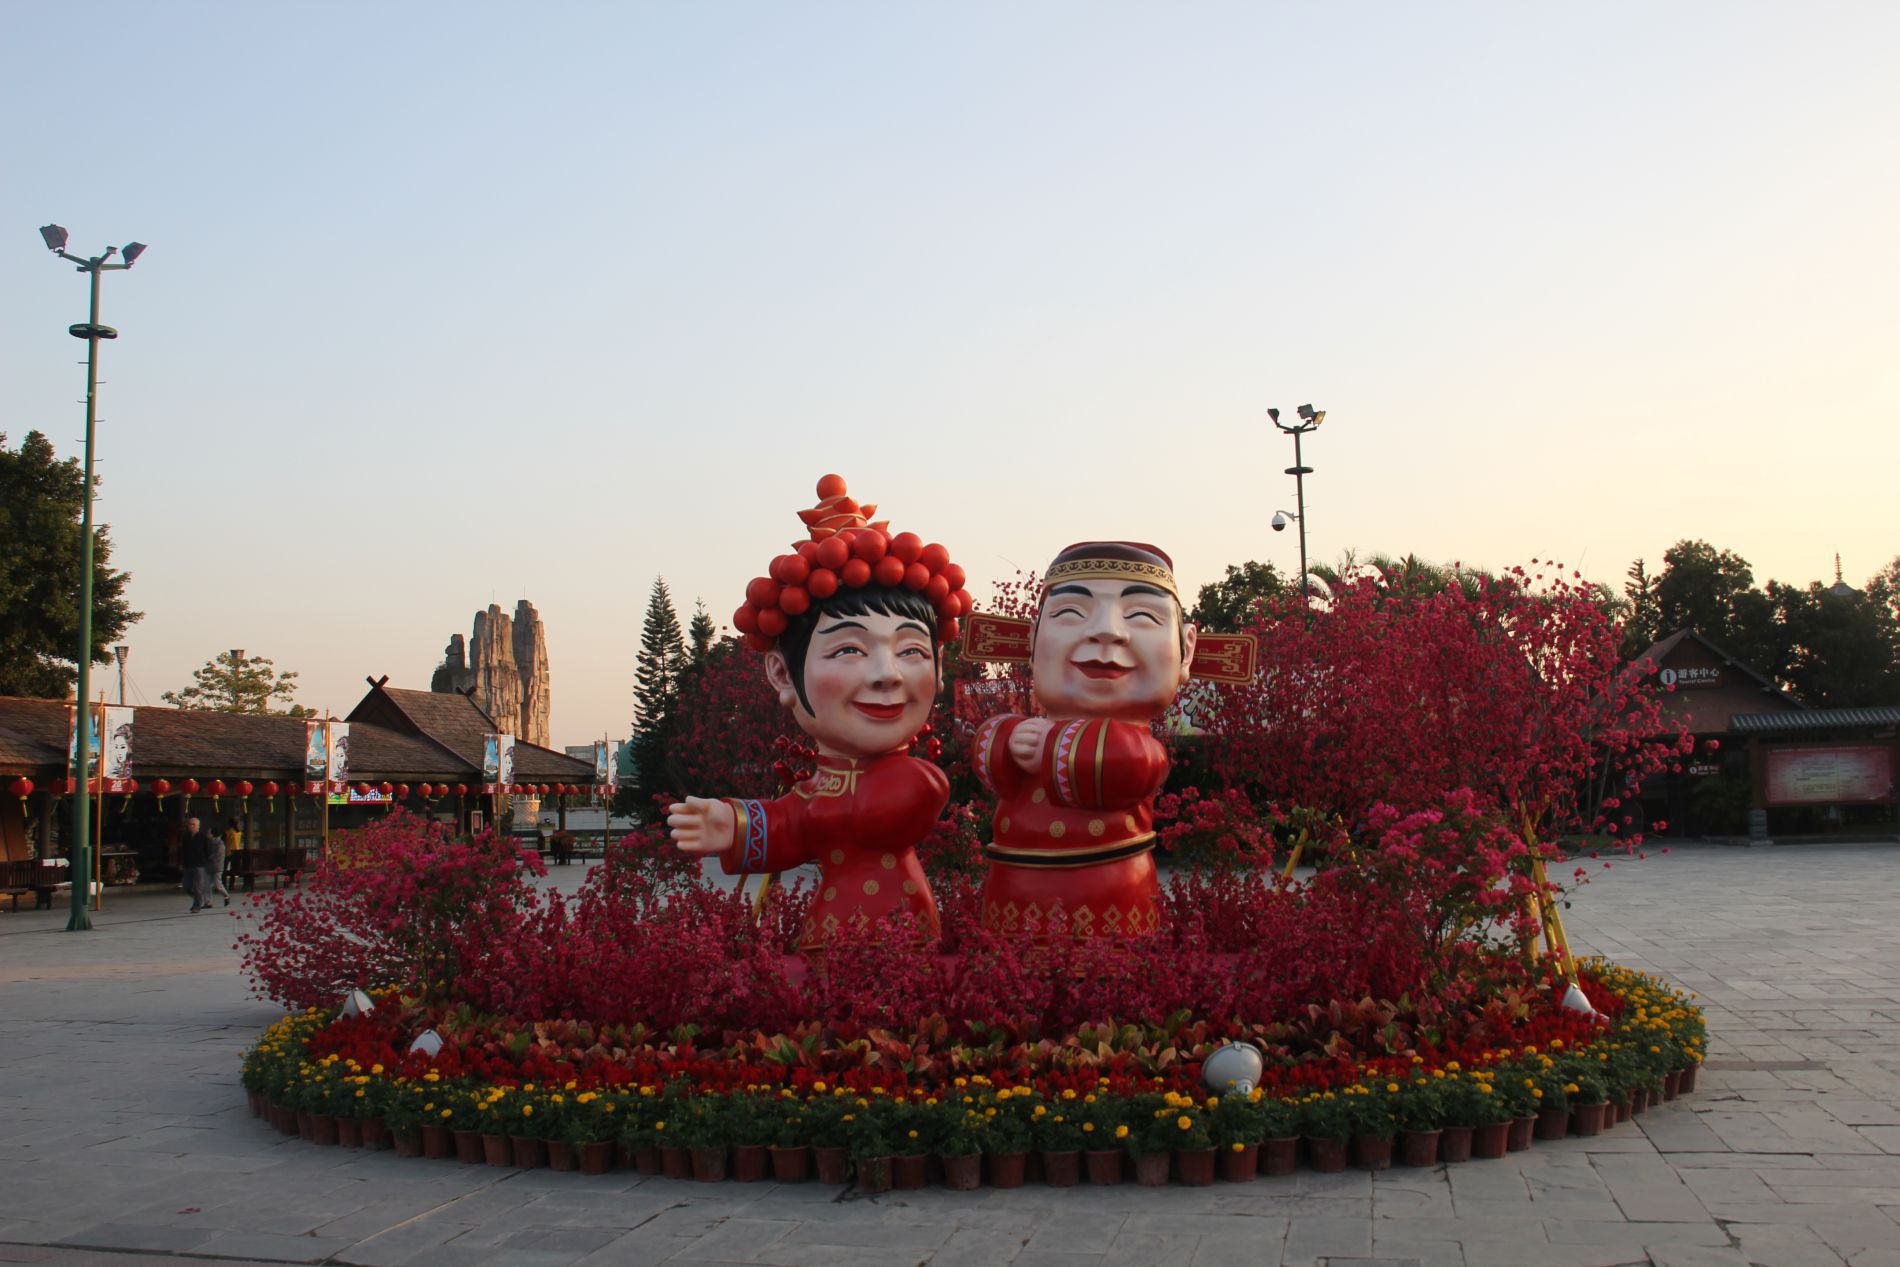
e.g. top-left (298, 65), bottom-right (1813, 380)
top-left (179, 816), bottom-right (214, 913)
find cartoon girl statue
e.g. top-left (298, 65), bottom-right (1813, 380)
top-left (668, 475), bottom-right (973, 949)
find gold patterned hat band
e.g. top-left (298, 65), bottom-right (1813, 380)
top-left (1041, 542), bottom-right (1178, 599)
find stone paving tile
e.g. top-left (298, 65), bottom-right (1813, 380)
top-left (7, 847), bottom-right (1900, 1266)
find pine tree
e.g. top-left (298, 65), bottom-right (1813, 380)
top-left (687, 600), bottom-right (717, 666)
top-left (163, 649), bottom-right (312, 715)
top-left (629, 579), bottom-right (686, 816)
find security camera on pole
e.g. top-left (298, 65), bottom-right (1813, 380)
top-left (1267, 404), bottom-right (1324, 627)
top-left (38, 224), bottom-right (148, 932)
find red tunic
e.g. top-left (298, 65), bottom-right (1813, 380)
top-left (721, 753), bottom-right (948, 950)
top-left (973, 715), bottom-right (1170, 938)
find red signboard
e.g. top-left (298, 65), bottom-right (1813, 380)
top-left (1763, 745), bottom-right (1895, 806)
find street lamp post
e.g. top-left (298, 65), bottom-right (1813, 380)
top-left (1268, 405), bottom-right (1324, 624)
top-left (39, 224), bottom-right (147, 932)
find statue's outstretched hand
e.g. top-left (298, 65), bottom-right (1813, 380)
top-left (667, 796), bottom-right (737, 855)
top-left (1009, 718), bottom-right (1053, 773)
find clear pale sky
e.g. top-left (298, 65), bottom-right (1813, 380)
top-left (4, 3), bottom-right (1896, 748)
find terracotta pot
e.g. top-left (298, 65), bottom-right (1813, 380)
top-left (1262, 1136), bottom-right (1300, 1177)
top-left (269, 1104), bottom-right (296, 1135)
top-left (891, 1153), bottom-right (928, 1190)
top-left (579, 1141), bottom-right (614, 1175)
top-left (1305, 1136), bottom-right (1348, 1173)
top-left (690, 1146), bottom-right (727, 1182)
top-left (615, 1141), bottom-right (633, 1170)
top-left (636, 1145), bottom-right (662, 1176)
top-left (509, 1135), bottom-right (545, 1169)
top-left (988, 1151), bottom-right (1028, 1189)
top-left (1133, 1152), bottom-right (1171, 1186)
top-left (856, 1155), bottom-right (891, 1194)
top-left (1083, 1149), bottom-right (1124, 1185)
top-left (769, 1145), bottom-right (810, 1182)
top-left (451, 1129), bottom-right (481, 1163)
top-left (547, 1140), bottom-right (578, 1172)
top-left (331, 1116), bottom-right (357, 1148)
top-left (1218, 1144), bottom-right (1259, 1182)
top-left (296, 1111), bottom-right (314, 1140)
top-left (1614, 1099), bottom-right (1633, 1124)
top-left (391, 1131), bottom-right (422, 1158)
top-left (1678, 1065), bottom-right (1698, 1094)
top-left (661, 1144), bottom-right (692, 1180)
top-left (482, 1133), bottom-right (511, 1166)
top-left (1571, 1103), bottom-right (1607, 1137)
top-left (942, 1153), bottom-right (982, 1190)
top-left (1535, 1107), bottom-right (1571, 1141)
top-left (733, 1144), bottom-right (769, 1183)
top-left (360, 1116), bottom-right (387, 1150)
top-left (311, 1115), bottom-right (340, 1147)
top-left (813, 1145), bottom-right (850, 1185)
top-left (419, 1124), bottom-right (450, 1158)
top-left (1399, 1129), bottom-right (1441, 1167)
top-left (1507, 1116), bottom-right (1536, 1151)
top-left (1663, 1070), bottom-right (1684, 1100)
top-left (1176, 1148), bottom-right (1217, 1186)
top-left (1440, 1125), bottom-right (1474, 1163)
top-left (246, 1090), bottom-right (265, 1117)
top-left (1042, 1149), bottom-right (1082, 1187)
top-left (1352, 1135), bottom-right (1393, 1171)
top-left (1471, 1121), bottom-right (1510, 1160)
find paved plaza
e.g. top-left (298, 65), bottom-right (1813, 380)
top-left (1, 842), bottom-right (1898, 1267)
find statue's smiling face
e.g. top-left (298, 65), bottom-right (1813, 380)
top-left (1031, 580), bottom-right (1196, 722)
top-left (767, 610), bottom-right (939, 758)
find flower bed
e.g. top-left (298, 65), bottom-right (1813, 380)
top-left (241, 957), bottom-right (1704, 1187)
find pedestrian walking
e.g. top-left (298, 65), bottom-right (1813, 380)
top-left (204, 817), bottom-right (237, 907)
top-left (179, 816), bottom-right (215, 913)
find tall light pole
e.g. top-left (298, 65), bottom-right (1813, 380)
top-left (1268, 404), bottom-right (1324, 625)
top-left (40, 224), bottom-right (147, 932)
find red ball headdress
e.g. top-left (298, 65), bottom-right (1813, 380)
top-left (733, 474), bottom-right (972, 654)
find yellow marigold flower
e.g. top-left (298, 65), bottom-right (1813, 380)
top-left (1083, 1122), bottom-right (1095, 1133)
top-left (440, 1109), bottom-right (452, 1119)
top-left (1387, 1083), bottom-right (1400, 1093)
top-left (522, 1105), bottom-right (533, 1116)
top-left (1114, 1125), bottom-right (1129, 1139)
top-left (1231, 1142), bottom-right (1245, 1152)
top-left (813, 1081), bottom-right (827, 1093)
top-left (1177, 1116), bottom-right (1192, 1130)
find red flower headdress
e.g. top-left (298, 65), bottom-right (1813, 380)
top-left (733, 474), bottom-right (972, 653)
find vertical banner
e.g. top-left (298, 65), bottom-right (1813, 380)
top-left (303, 720), bottom-right (329, 795)
top-left (482, 732), bottom-right (501, 794)
top-left (609, 740), bottom-right (624, 792)
top-left (593, 740), bottom-right (610, 789)
top-left (497, 735), bottom-right (516, 791)
top-left (68, 703), bottom-right (103, 791)
top-left (328, 722), bottom-right (351, 795)
top-left (103, 706), bottom-right (135, 793)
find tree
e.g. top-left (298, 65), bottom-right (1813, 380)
top-left (687, 600), bottom-right (716, 666)
top-left (1190, 561), bottom-right (1288, 631)
top-left (0, 431), bottom-right (141, 698)
top-left (629, 579), bottom-right (687, 815)
top-left (163, 649), bottom-right (312, 714)
top-left (1621, 559), bottom-right (1660, 655)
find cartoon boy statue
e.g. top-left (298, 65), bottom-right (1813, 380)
top-left (668, 476), bottom-right (973, 950)
top-left (973, 542), bottom-right (1198, 938)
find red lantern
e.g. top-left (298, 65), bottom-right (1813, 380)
top-left (236, 780), bottom-right (254, 797)
top-left (538, 783), bottom-right (550, 796)
top-left (416, 782), bottom-right (433, 798)
top-left (394, 783), bottom-right (409, 799)
top-left (182, 778), bottom-right (201, 795)
top-left (354, 782), bottom-right (370, 796)
top-left (7, 777), bottom-right (31, 799)
top-left (209, 780), bottom-right (227, 796)
top-left (152, 777), bottom-right (172, 798)
top-left (376, 781), bottom-right (391, 796)
top-left (454, 783), bottom-right (468, 796)
top-left (262, 781), bottom-right (279, 797)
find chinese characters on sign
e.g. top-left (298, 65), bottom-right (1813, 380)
top-left (1660, 666), bottom-right (1722, 688)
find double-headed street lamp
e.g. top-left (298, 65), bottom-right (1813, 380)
top-left (1268, 404), bottom-right (1324, 623)
top-left (39, 224), bottom-right (147, 932)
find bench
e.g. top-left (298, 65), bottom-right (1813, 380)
top-left (228, 848), bottom-right (305, 892)
top-left (1, 860), bottom-right (64, 912)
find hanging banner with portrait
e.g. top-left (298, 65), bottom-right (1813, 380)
top-left (67, 703), bottom-right (102, 790)
top-left (328, 722), bottom-right (351, 795)
top-left (497, 734), bottom-right (516, 792)
top-left (102, 705), bottom-right (135, 793)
